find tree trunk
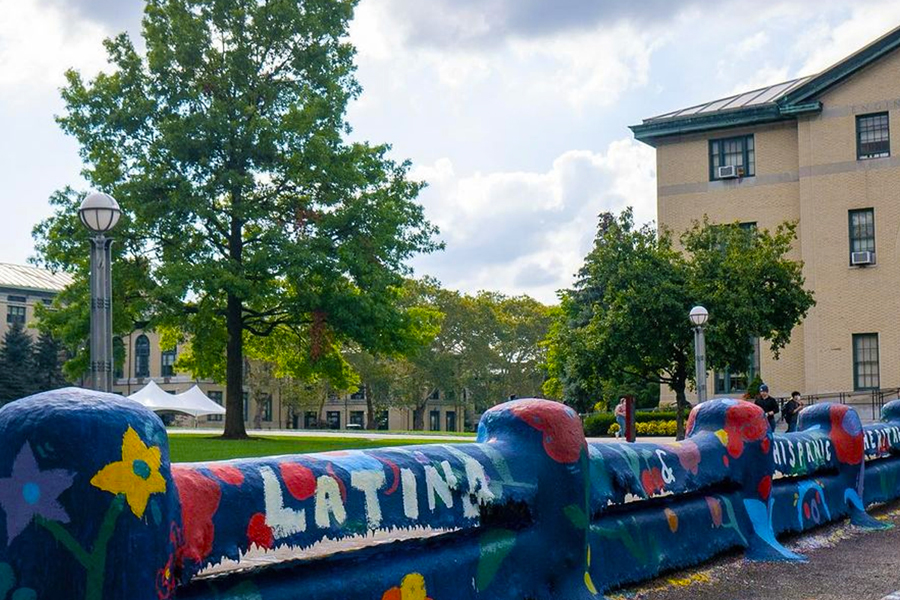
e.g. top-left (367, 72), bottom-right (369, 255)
top-left (223, 292), bottom-right (248, 438)
top-left (412, 399), bottom-right (426, 431)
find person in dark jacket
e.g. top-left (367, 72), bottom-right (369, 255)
top-left (782, 391), bottom-right (804, 433)
top-left (754, 384), bottom-right (779, 431)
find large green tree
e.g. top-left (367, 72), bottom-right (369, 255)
top-left (544, 209), bottom-right (815, 438)
top-left (33, 0), bottom-right (440, 437)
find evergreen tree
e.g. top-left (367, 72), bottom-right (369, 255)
top-left (0, 323), bottom-right (36, 404)
top-left (33, 330), bottom-right (68, 392)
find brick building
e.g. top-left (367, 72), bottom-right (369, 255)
top-left (632, 25), bottom-right (900, 411)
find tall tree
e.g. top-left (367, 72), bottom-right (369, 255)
top-left (0, 324), bottom-right (37, 404)
top-left (33, 330), bottom-right (69, 392)
top-left (544, 209), bottom-right (815, 438)
top-left (33, 0), bottom-right (440, 437)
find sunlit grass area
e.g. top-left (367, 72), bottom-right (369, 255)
top-left (168, 434), bottom-right (462, 462)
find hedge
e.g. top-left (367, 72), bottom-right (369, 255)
top-left (583, 411), bottom-right (679, 437)
top-left (608, 421), bottom-right (677, 437)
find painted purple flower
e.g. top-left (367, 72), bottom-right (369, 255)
top-left (0, 443), bottom-right (74, 543)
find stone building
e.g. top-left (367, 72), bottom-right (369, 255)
top-left (631, 25), bottom-right (900, 410)
top-left (0, 263), bottom-right (72, 339)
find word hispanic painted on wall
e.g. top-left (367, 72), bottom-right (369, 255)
top-left (772, 437), bottom-right (833, 472)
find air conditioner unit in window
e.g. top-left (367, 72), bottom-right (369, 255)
top-left (851, 251), bottom-right (875, 266)
top-left (717, 165), bottom-right (739, 179)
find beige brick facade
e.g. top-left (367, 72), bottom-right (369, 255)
top-left (636, 29), bottom-right (900, 410)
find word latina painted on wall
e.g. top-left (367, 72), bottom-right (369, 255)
top-left (1, 389), bottom-right (900, 600)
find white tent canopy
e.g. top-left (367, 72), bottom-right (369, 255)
top-left (127, 381), bottom-right (226, 418)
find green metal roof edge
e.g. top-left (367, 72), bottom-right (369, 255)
top-left (778, 28), bottom-right (900, 106)
top-left (630, 105), bottom-right (786, 145)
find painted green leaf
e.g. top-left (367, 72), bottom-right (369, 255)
top-left (0, 563), bottom-right (15, 600)
top-left (564, 504), bottom-right (589, 529)
top-left (476, 529), bottom-right (517, 592)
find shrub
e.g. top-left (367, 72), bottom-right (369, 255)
top-left (607, 420), bottom-right (677, 437)
top-left (584, 411), bottom-right (679, 436)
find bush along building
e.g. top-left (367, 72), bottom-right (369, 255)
top-left (632, 24), bottom-right (900, 415)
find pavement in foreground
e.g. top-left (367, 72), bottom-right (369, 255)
top-left (608, 501), bottom-right (900, 600)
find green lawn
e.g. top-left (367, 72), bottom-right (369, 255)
top-left (168, 434), bottom-right (461, 463)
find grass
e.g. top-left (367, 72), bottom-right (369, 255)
top-left (168, 434), bottom-right (460, 463)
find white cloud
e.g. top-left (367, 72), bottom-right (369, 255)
top-left (797, 4), bottom-right (900, 74)
top-left (411, 138), bottom-right (657, 303)
top-left (0, 0), bottom-right (109, 92)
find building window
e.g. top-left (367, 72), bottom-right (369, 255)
top-left (326, 411), bottom-right (341, 429)
top-left (349, 411), bottom-right (365, 427)
top-left (261, 395), bottom-right (272, 422)
top-left (429, 410), bottom-right (440, 431)
top-left (304, 411), bottom-right (318, 428)
top-left (6, 305), bottom-right (25, 326)
top-left (134, 335), bottom-right (150, 378)
top-left (243, 392), bottom-right (249, 421)
top-left (7, 295), bottom-right (26, 304)
top-left (446, 411), bottom-right (457, 432)
top-left (714, 338), bottom-right (760, 395)
top-left (350, 387), bottom-right (365, 400)
top-left (377, 410), bottom-right (389, 431)
top-left (709, 135), bottom-right (755, 180)
top-left (853, 333), bottom-right (880, 391)
top-left (161, 349), bottom-right (176, 377)
top-left (429, 389), bottom-right (440, 401)
top-left (857, 112), bottom-right (890, 159)
top-left (207, 391), bottom-right (223, 422)
top-left (849, 208), bottom-right (875, 264)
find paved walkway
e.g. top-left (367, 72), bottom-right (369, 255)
top-left (610, 501), bottom-right (900, 600)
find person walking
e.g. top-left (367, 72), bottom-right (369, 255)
top-left (614, 397), bottom-right (627, 439)
top-left (782, 391), bottom-right (804, 433)
top-left (754, 384), bottom-right (779, 431)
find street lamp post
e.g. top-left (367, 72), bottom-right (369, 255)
top-left (79, 193), bottom-right (121, 392)
top-left (689, 306), bottom-right (709, 403)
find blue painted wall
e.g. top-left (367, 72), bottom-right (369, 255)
top-left (1, 389), bottom-right (899, 600)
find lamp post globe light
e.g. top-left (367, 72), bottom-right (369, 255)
top-left (79, 192), bottom-right (121, 392)
top-left (689, 305), bottom-right (709, 403)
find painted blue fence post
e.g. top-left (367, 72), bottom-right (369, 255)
top-left (0, 388), bottom-right (181, 600)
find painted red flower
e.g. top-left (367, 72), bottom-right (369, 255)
top-left (641, 468), bottom-right (666, 495)
top-left (172, 467), bottom-right (222, 563)
top-left (723, 402), bottom-right (768, 458)
top-left (248, 512), bottom-right (273, 549)
top-left (280, 462), bottom-right (316, 500)
top-left (830, 405), bottom-right (864, 465)
top-left (509, 400), bottom-right (585, 463)
top-left (209, 464), bottom-right (244, 486)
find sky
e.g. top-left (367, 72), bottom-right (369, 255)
top-left (3, 1), bottom-right (900, 303)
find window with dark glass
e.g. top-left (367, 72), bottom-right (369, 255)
top-left (207, 391), bottom-right (223, 422)
top-left (714, 338), bottom-right (760, 395)
top-left (849, 208), bottom-right (875, 263)
top-left (446, 411), bottom-right (457, 432)
top-left (377, 410), bottom-right (389, 430)
top-left (853, 333), bottom-right (880, 390)
top-left (161, 349), bottom-right (176, 377)
top-left (326, 411), bottom-right (341, 429)
top-left (134, 334), bottom-right (150, 378)
top-left (429, 410), bottom-right (440, 431)
top-left (261, 395), bottom-right (272, 422)
top-left (709, 135), bottom-right (755, 180)
top-left (304, 411), bottom-right (318, 428)
top-left (429, 389), bottom-right (440, 401)
top-left (7, 295), bottom-right (26, 304)
top-left (350, 387), bottom-right (365, 400)
top-left (350, 411), bottom-right (365, 427)
top-left (857, 112), bottom-right (890, 159)
top-left (6, 305), bottom-right (25, 325)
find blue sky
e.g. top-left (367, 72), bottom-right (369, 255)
top-left (2, 0), bottom-right (900, 302)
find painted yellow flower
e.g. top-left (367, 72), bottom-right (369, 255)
top-left (90, 426), bottom-right (166, 518)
